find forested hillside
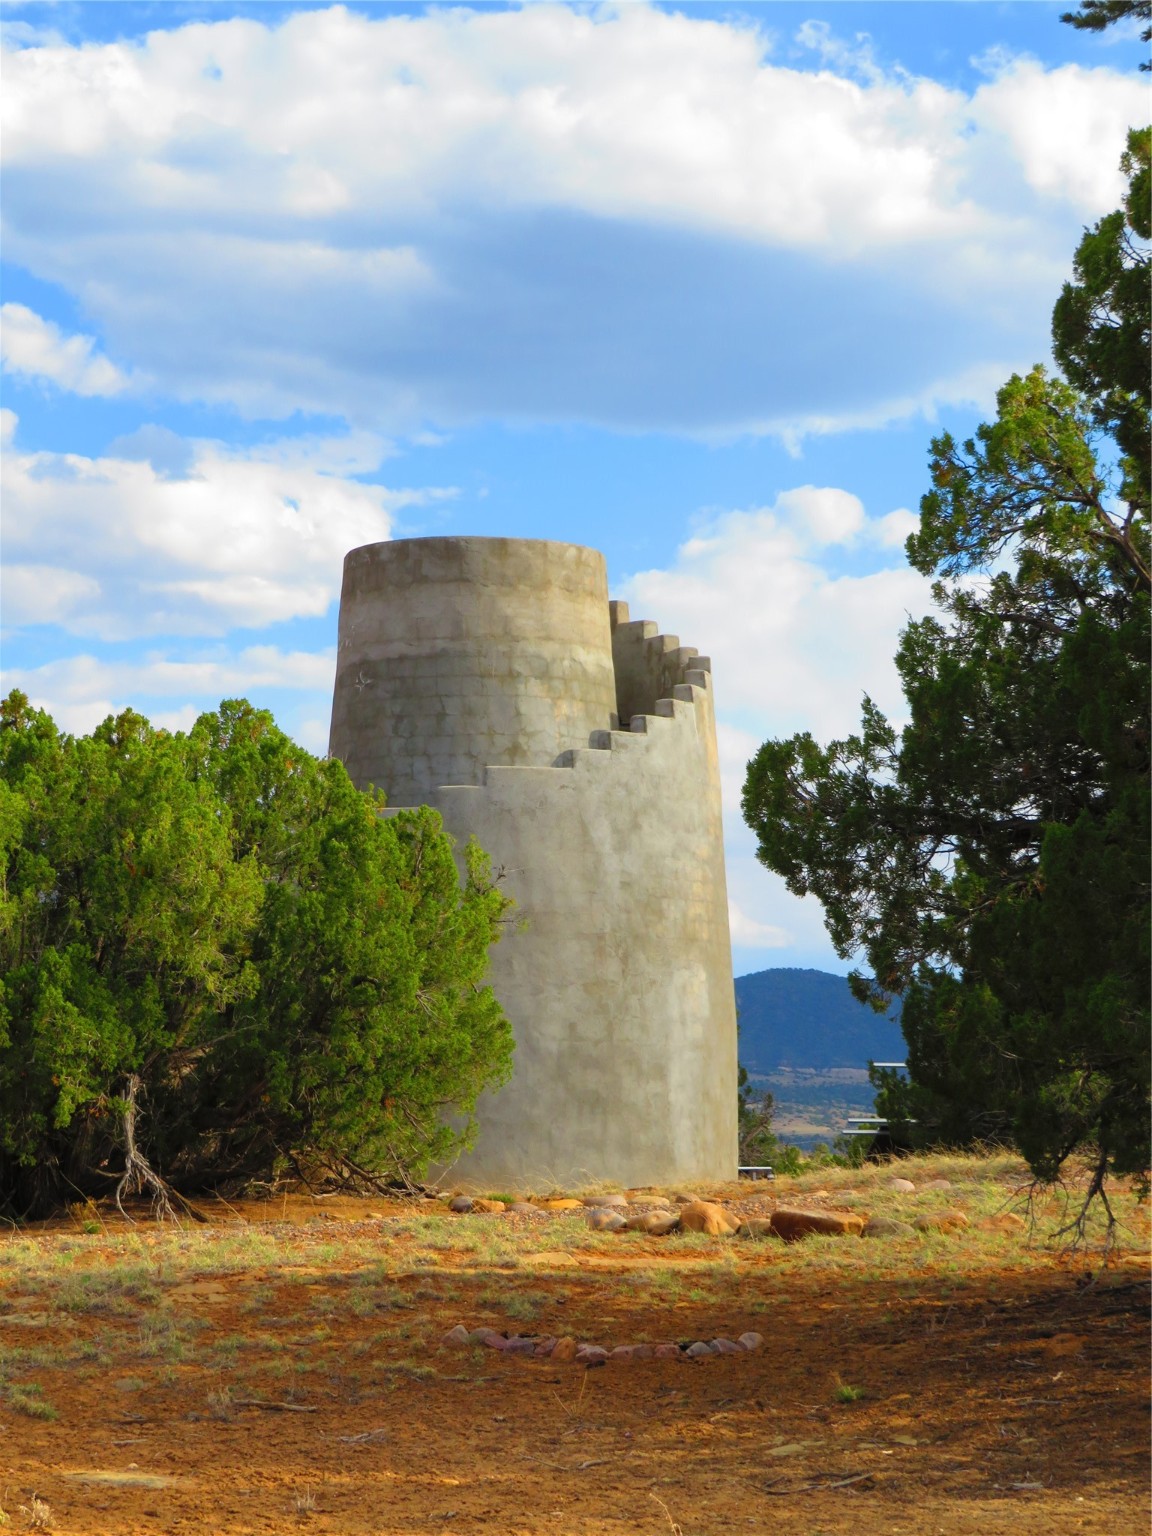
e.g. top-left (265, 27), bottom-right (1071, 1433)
top-left (734, 968), bottom-right (905, 1073)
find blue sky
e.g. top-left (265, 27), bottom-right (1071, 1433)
top-left (1, 0), bottom-right (1146, 977)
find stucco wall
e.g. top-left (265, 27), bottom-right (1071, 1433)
top-left (329, 537), bottom-right (618, 807)
top-left (328, 537), bottom-right (737, 1189)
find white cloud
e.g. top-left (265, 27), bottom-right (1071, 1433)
top-left (0, 415), bottom-right (452, 638)
top-left (728, 900), bottom-right (790, 950)
top-left (622, 489), bottom-right (934, 741)
top-left (3, 646), bottom-right (335, 739)
top-left (1, 302), bottom-right (130, 395)
top-left (0, 8), bottom-right (1142, 436)
top-left (972, 57), bottom-right (1144, 209)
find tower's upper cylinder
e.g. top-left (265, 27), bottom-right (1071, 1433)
top-left (329, 537), bottom-right (618, 805)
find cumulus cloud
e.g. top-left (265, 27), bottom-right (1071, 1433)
top-left (1, 302), bottom-right (130, 395)
top-left (621, 487), bottom-right (934, 741)
top-left (4, 646), bottom-right (335, 739)
top-left (0, 6), bottom-right (1142, 436)
top-left (0, 415), bottom-right (452, 638)
top-left (728, 900), bottom-right (791, 951)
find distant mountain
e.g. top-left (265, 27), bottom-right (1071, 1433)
top-left (734, 967), bottom-right (905, 1073)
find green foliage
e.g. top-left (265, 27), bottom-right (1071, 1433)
top-left (1052, 125), bottom-right (1150, 518)
top-left (742, 139), bottom-right (1150, 1205)
top-left (0, 696), bottom-right (513, 1215)
top-left (737, 1063), bottom-right (777, 1165)
top-left (1060, 0), bottom-right (1151, 67)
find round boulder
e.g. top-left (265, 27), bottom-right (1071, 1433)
top-left (913, 1210), bottom-right (969, 1235)
top-left (587, 1209), bottom-right (628, 1232)
top-left (862, 1216), bottom-right (917, 1240)
top-left (679, 1201), bottom-right (740, 1236)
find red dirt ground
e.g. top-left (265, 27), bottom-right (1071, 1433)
top-left (2, 1192), bottom-right (1149, 1536)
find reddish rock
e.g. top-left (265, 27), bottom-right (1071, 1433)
top-left (679, 1201), bottom-right (740, 1236)
top-left (977, 1211), bottom-right (1027, 1233)
top-left (575, 1345), bottom-right (608, 1364)
top-left (624, 1211), bottom-right (680, 1235)
top-left (535, 1198), bottom-right (583, 1212)
top-left (441, 1324), bottom-right (471, 1347)
top-left (711, 1338), bottom-right (743, 1355)
top-left (737, 1332), bottom-right (763, 1352)
top-left (913, 1210), bottom-right (969, 1235)
top-left (587, 1209), bottom-right (627, 1232)
top-left (737, 1218), bottom-right (776, 1240)
top-left (610, 1345), bottom-right (636, 1360)
top-left (684, 1341), bottom-right (715, 1358)
top-left (504, 1338), bottom-right (536, 1356)
top-left (550, 1336), bottom-right (578, 1362)
top-left (769, 1208), bottom-right (864, 1242)
top-left (653, 1343), bottom-right (682, 1359)
top-left (582, 1194), bottom-right (628, 1209)
top-left (471, 1198), bottom-right (507, 1214)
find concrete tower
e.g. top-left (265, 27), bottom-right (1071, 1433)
top-left (329, 536), bottom-right (738, 1189)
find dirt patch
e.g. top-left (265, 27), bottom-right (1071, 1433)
top-left (2, 1160), bottom-right (1148, 1535)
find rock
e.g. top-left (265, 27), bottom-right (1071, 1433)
top-left (769, 1208), bottom-right (865, 1241)
top-left (610, 1345), bottom-right (636, 1360)
top-left (887, 1178), bottom-right (916, 1194)
top-left (737, 1218), bottom-right (777, 1240)
top-left (504, 1338), bottom-right (536, 1356)
top-left (653, 1343), bottom-right (682, 1359)
top-left (977, 1211), bottom-right (1027, 1233)
top-left (575, 1345), bottom-right (608, 1364)
top-left (550, 1336), bottom-right (578, 1363)
top-left (630, 1196), bottom-right (672, 1209)
top-left (478, 1331), bottom-right (509, 1350)
top-left (672, 1192), bottom-right (701, 1205)
top-left (737, 1332), bottom-right (763, 1352)
top-left (441, 1324), bottom-right (471, 1347)
top-left (449, 1195), bottom-right (474, 1213)
top-left (471, 1198), bottom-right (507, 1214)
top-left (920, 1178), bottom-right (952, 1192)
top-left (679, 1201), bottom-right (740, 1236)
top-left (632, 1343), bottom-right (654, 1359)
top-left (587, 1209), bottom-right (627, 1232)
top-left (862, 1216), bottom-right (917, 1240)
top-left (534, 1337), bottom-right (558, 1357)
top-left (508, 1202), bottom-right (541, 1216)
top-left (711, 1338), bottom-right (744, 1355)
top-left (624, 1212), bottom-right (680, 1235)
top-left (684, 1341), bottom-right (715, 1358)
top-left (914, 1210), bottom-right (969, 1235)
top-left (582, 1194), bottom-right (628, 1209)
top-left (535, 1198), bottom-right (583, 1212)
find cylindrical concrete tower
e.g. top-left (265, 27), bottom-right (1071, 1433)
top-left (329, 535), bottom-right (738, 1190)
top-left (329, 538), bottom-right (618, 806)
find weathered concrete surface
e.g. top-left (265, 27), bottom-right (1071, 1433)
top-left (328, 536), bottom-right (737, 1190)
top-left (329, 538), bottom-right (618, 807)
